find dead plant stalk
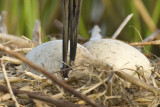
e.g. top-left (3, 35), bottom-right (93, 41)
top-left (1, 61), bottom-right (20, 107)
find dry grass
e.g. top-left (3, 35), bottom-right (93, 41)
top-left (0, 38), bottom-right (160, 107)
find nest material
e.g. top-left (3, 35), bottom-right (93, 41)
top-left (0, 45), bottom-right (160, 107)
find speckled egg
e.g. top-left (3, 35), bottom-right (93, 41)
top-left (23, 40), bottom-right (93, 75)
top-left (83, 39), bottom-right (153, 79)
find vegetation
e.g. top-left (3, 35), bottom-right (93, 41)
top-left (0, 0), bottom-right (160, 53)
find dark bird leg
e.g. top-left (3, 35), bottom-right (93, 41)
top-left (69, 0), bottom-right (82, 63)
top-left (62, 0), bottom-right (82, 78)
top-left (62, 0), bottom-right (69, 77)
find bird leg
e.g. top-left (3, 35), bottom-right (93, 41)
top-left (69, 0), bottom-right (82, 63)
top-left (62, 0), bottom-right (82, 78)
top-left (62, 0), bottom-right (69, 78)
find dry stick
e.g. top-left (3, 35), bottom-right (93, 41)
top-left (0, 77), bottom-right (23, 84)
top-left (81, 77), bottom-right (109, 95)
top-left (129, 30), bottom-right (160, 49)
top-left (30, 94), bottom-right (81, 107)
top-left (130, 40), bottom-right (160, 46)
top-left (13, 48), bottom-right (32, 53)
top-left (1, 56), bottom-right (22, 64)
top-left (0, 84), bottom-right (82, 107)
top-left (115, 71), bottom-right (159, 95)
top-left (107, 72), bottom-right (114, 96)
top-left (0, 33), bottom-right (35, 48)
top-left (132, 0), bottom-right (157, 32)
top-left (0, 44), bottom-right (101, 107)
top-left (1, 61), bottom-right (20, 107)
top-left (54, 19), bottom-right (63, 32)
top-left (32, 20), bottom-right (42, 45)
top-left (112, 14), bottom-right (133, 39)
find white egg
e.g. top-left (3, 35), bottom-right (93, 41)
top-left (23, 40), bottom-right (93, 75)
top-left (83, 39), bottom-right (153, 79)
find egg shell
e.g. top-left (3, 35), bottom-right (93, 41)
top-left (23, 40), bottom-right (93, 75)
top-left (83, 39), bottom-right (152, 79)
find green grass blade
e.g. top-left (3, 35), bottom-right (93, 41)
top-left (79, 16), bottom-right (89, 39)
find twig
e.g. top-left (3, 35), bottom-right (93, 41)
top-left (1, 56), bottom-right (22, 64)
top-left (107, 72), bottom-right (114, 96)
top-left (53, 19), bottom-right (63, 32)
top-left (130, 40), bottom-right (160, 46)
top-left (133, 30), bottom-right (160, 49)
top-left (0, 84), bottom-right (82, 107)
top-left (0, 77), bottom-right (24, 84)
top-left (80, 76), bottom-right (108, 95)
top-left (1, 61), bottom-right (20, 107)
top-left (13, 48), bottom-right (32, 53)
top-left (24, 70), bottom-right (44, 80)
top-left (115, 71), bottom-right (159, 95)
top-left (32, 20), bottom-right (42, 44)
top-left (0, 33), bottom-right (35, 48)
top-left (0, 44), bottom-right (102, 107)
top-left (112, 14), bottom-right (133, 39)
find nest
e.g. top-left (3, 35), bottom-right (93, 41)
top-left (0, 40), bottom-right (160, 107)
